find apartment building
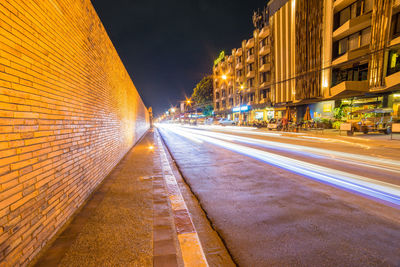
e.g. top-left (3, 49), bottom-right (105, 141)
top-left (213, 0), bottom-right (400, 123)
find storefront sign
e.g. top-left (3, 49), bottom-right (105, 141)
top-left (267, 110), bottom-right (275, 119)
top-left (323, 103), bottom-right (332, 113)
top-left (232, 105), bottom-right (250, 112)
top-left (255, 112), bottom-right (264, 120)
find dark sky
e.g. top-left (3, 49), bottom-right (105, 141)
top-left (91, 0), bottom-right (269, 116)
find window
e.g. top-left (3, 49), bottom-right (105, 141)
top-left (334, 0), bottom-right (372, 30)
top-left (261, 89), bottom-right (270, 99)
top-left (259, 38), bottom-right (265, 48)
top-left (364, 0), bottom-right (372, 13)
top-left (228, 87), bottom-right (233, 95)
top-left (247, 48), bottom-right (254, 57)
top-left (259, 37), bottom-right (269, 48)
top-left (333, 27), bottom-right (371, 58)
top-left (216, 92), bottom-right (220, 99)
top-left (221, 90), bottom-right (226, 97)
top-left (349, 32), bottom-right (359, 50)
top-left (361, 27), bottom-right (371, 46)
top-left (237, 56), bottom-right (242, 64)
top-left (392, 13), bottom-right (400, 39)
top-left (247, 78), bottom-right (254, 88)
top-left (249, 93), bottom-right (255, 102)
top-left (236, 70), bottom-right (242, 77)
top-left (332, 63), bottom-right (368, 86)
top-left (260, 72), bottom-right (271, 83)
top-left (247, 63), bottom-right (254, 73)
top-left (260, 54), bottom-right (270, 65)
top-left (229, 98), bottom-right (233, 106)
top-left (339, 7), bottom-right (350, 27)
top-left (338, 38), bottom-right (348, 56)
top-left (216, 102), bottom-right (220, 109)
top-left (222, 100), bottom-right (226, 107)
top-left (387, 48), bottom-right (400, 76)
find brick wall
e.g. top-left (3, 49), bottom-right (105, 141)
top-left (0, 0), bottom-right (150, 265)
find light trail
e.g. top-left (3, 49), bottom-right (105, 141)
top-left (158, 124), bottom-right (400, 207)
top-left (176, 127), bottom-right (400, 174)
top-left (195, 125), bottom-right (372, 149)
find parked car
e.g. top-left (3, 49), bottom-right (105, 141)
top-left (204, 118), bottom-right (214, 125)
top-left (347, 108), bottom-right (393, 135)
top-left (218, 118), bottom-right (235, 126)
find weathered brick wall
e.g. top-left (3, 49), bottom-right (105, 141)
top-left (0, 0), bottom-right (149, 265)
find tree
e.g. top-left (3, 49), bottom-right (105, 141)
top-left (191, 75), bottom-right (213, 105)
top-left (191, 76), bottom-right (213, 116)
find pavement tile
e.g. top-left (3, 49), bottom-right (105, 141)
top-left (173, 209), bottom-right (195, 235)
top-left (153, 239), bottom-right (176, 256)
top-left (153, 254), bottom-right (178, 267)
top-left (154, 216), bottom-right (171, 227)
top-left (154, 227), bottom-right (173, 242)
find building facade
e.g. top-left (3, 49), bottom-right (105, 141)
top-left (213, 0), bottom-right (400, 123)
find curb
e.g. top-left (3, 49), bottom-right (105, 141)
top-left (156, 132), bottom-right (209, 267)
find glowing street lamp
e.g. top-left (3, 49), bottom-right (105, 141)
top-left (222, 74), bottom-right (227, 80)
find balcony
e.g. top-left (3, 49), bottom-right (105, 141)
top-left (332, 45), bottom-right (369, 65)
top-left (235, 62), bottom-right (243, 69)
top-left (259, 81), bottom-right (272, 89)
top-left (246, 38), bottom-right (254, 49)
top-left (246, 54), bottom-right (255, 63)
top-left (385, 71), bottom-right (400, 90)
top-left (235, 48), bottom-right (243, 56)
top-left (246, 70), bottom-right (255, 78)
top-left (330, 80), bottom-right (369, 98)
top-left (333, 0), bottom-right (357, 12)
top-left (259, 46), bottom-right (270, 56)
top-left (259, 63), bottom-right (271, 72)
top-left (259, 26), bottom-right (270, 38)
top-left (333, 13), bottom-right (372, 41)
top-left (236, 76), bottom-right (244, 83)
top-left (228, 56), bottom-right (233, 63)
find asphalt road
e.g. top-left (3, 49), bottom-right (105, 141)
top-left (157, 124), bottom-right (400, 267)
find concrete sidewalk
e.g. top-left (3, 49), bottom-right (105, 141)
top-left (30, 129), bottom-right (208, 267)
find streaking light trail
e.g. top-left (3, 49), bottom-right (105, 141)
top-left (158, 124), bottom-right (400, 207)
top-left (177, 127), bottom-right (400, 174)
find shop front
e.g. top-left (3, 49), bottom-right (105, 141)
top-left (388, 92), bottom-right (400, 118)
top-left (232, 105), bottom-right (251, 124)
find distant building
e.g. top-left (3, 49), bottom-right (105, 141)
top-left (213, 0), bottom-right (400, 123)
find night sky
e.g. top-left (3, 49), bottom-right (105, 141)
top-left (91, 0), bottom-right (269, 116)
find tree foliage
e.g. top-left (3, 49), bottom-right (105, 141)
top-left (191, 75), bottom-right (213, 106)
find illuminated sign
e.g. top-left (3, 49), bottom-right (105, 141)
top-left (255, 112), bottom-right (264, 120)
top-left (214, 51), bottom-right (225, 66)
top-left (232, 105), bottom-right (250, 112)
top-left (323, 103), bottom-right (332, 113)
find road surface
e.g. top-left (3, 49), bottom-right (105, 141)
top-left (157, 124), bottom-right (400, 267)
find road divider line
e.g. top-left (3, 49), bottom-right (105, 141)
top-left (156, 130), bottom-right (209, 267)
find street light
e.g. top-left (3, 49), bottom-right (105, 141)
top-left (171, 108), bottom-right (176, 113)
top-left (222, 74), bottom-right (227, 80)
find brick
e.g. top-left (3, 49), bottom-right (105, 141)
top-left (0, 0), bottom-right (149, 264)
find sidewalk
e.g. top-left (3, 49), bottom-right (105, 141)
top-left (31, 129), bottom-right (208, 267)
